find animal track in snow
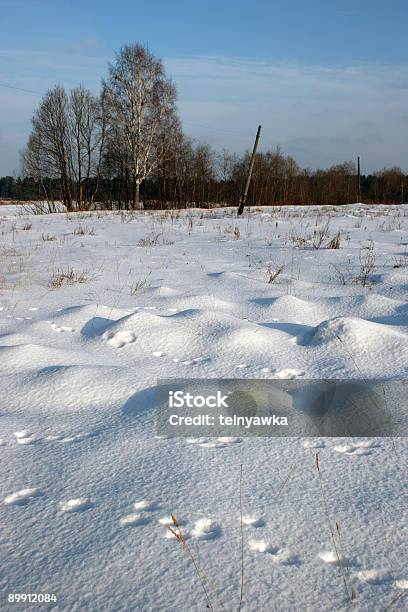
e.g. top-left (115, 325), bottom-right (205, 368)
top-left (134, 500), bottom-right (157, 512)
top-left (119, 513), bottom-right (149, 527)
top-left (4, 488), bottom-right (42, 506)
top-left (45, 431), bottom-right (96, 443)
top-left (318, 551), bottom-right (350, 566)
top-left (333, 440), bottom-right (380, 456)
top-left (241, 515), bottom-right (265, 527)
top-left (50, 322), bottom-right (74, 333)
top-left (354, 569), bottom-right (393, 585)
top-left (181, 356), bottom-right (210, 366)
top-left (192, 518), bottom-right (221, 540)
top-left (59, 498), bottom-right (93, 513)
top-left (395, 579), bottom-right (408, 589)
top-left (248, 540), bottom-right (297, 564)
top-left (104, 330), bottom-right (136, 348)
top-left (193, 437), bottom-right (243, 448)
top-left (248, 540), bottom-right (280, 554)
top-left (14, 430), bottom-right (37, 445)
top-left (274, 368), bottom-right (305, 379)
top-left (303, 439), bottom-right (326, 449)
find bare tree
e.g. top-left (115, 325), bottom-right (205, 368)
top-left (22, 86), bottom-right (72, 209)
top-left (70, 86), bottom-right (108, 209)
top-left (104, 44), bottom-right (178, 209)
top-left (22, 85), bottom-right (107, 211)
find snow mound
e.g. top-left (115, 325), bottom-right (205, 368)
top-left (307, 316), bottom-right (408, 348)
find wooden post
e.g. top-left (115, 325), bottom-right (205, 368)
top-left (237, 125), bottom-right (261, 215)
top-left (357, 156), bottom-right (361, 203)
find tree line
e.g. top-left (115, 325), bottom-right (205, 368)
top-left (2, 43), bottom-right (407, 209)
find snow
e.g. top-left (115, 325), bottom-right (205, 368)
top-left (0, 203), bottom-right (407, 610)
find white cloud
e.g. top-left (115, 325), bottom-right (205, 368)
top-left (1, 51), bottom-right (407, 174)
top-left (164, 56), bottom-right (408, 171)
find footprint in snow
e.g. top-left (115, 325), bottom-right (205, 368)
top-left (119, 513), bottom-right (150, 527)
top-left (333, 440), bottom-right (380, 456)
top-left (395, 580), bottom-right (408, 589)
top-left (159, 516), bottom-right (190, 539)
top-left (274, 368), bottom-right (305, 379)
top-left (354, 569), bottom-right (393, 585)
top-left (45, 431), bottom-right (96, 443)
top-left (104, 330), bottom-right (136, 348)
top-left (318, 551), bottom-right (355, 567)
top-left (186, 437), bottom-right (209, 445)
top-left (181, 356), bottom-right (210, 366)
top-left (192, 518), bottom-right (221, 540)
top-left (303, 439), bottom-right (326, 449)
top-left (50, 322), bottom-right (74, 333)
top-left (4, 488), bottom-right (42, 506)
top-left (134, 500), bottom-right (157, 512)
top-left (249, 540), bottom-right (299, 564)
top-left (14, 430), bottom-right (37, 445)
top-left (119, 500), bottom-right (157, 527)
top-left (59, 498), bottom-right (94, 513)
top-left (196, 437), bottom-right (243, 448)
top-left (242, 515), bottom-right (265, 528)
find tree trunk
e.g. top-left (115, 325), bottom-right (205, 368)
top-left (133, 179), bottom-right (141, 209)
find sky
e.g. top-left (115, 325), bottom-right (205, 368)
top-left (0, 0), bottom-right (408, 175)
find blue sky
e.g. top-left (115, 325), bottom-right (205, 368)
top-left (1, 0), bottom-right (408, 175)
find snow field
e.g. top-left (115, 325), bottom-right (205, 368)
top-left (0, 204), bottom-right (407, 610)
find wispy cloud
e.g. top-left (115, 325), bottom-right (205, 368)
top-left (165, 55), bottom-right (408, 170)
top-left (1, 51), bottom-right (407, 174)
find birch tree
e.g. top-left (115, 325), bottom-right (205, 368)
top-left (105, 44), bottom-right (178, 209)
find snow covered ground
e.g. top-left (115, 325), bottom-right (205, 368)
top-left (0, 203), bottom-right (407, 611)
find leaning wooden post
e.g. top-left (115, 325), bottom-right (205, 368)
top-left (237, 125), bottom-right (261, 215)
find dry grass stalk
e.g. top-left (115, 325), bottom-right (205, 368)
top-left (73, 225), bottom-right (96, 236)
top-left (165, 514), bottom-right (220, 611)
top-left (266, 263), bottom-right (284, 283)
top-left (315, 453), bottom-right (355, 604)
top-left (238, 464), bottom-right (244, 611)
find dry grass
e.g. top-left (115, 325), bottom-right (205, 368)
top-left (352, 240), bottom-right (377, 286)
top-left (49, 267), bottom-right (91, 289)
top-left (165, 515), bottom-right (226, 612)
top-left (224, 224), bottom-right (241, 240)
top-left (41, 233), bottom-right (56, 242)
top-left (327, 232), bottom-right (341, 249)
top-left (129, 278), bottom-right (149, 295)
top-left (137, 232), bottom-right (174, 247)
top-left (73, 225), bottom-right (96, 236)
top-left (265, 262), bottom-right (284, 283)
